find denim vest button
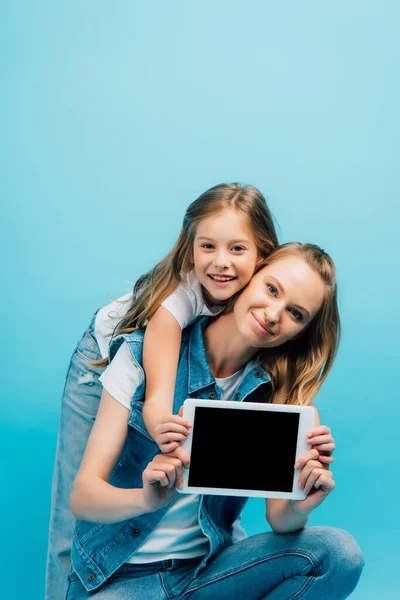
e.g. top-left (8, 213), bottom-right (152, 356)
top-left (209, 392), bottom-right (216, 399)
top-left (88, 574), bottom-right (96, 582)
top-left (132, 528), bottom-right (141, 536)
top-left (255, 371), bottom-right (262, 378)
top-left (234, 392), bottom-right (240, 399)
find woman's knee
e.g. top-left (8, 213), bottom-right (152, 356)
top-left (309, 526), bottom-right (365, 594)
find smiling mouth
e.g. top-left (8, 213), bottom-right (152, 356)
top-left (251, 312), bottom-right (275, 335)
top-left (207, 274), bottom-right (237, 282)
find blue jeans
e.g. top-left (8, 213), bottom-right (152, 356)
top-left (45, 315), bottom-right (104, 600)
top-left (66, 527), bottom-right (364, 600)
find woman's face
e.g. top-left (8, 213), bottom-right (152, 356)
top-left (233, 254), bottom-right (326, 348)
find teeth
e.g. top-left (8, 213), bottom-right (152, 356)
top-left (209, 275), bottom-right (235, 282)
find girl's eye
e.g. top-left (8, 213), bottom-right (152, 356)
top-left (201, 244), bottom-right (214, 250)
top-left (232, 245), bottom-right (245, 252)
top-left (267, 284), bottom-right (277, 296)
top-left (289, 308), bottom-right (303, 322)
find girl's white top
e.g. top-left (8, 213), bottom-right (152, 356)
top-left (94, 270), bottom-right (224, 359)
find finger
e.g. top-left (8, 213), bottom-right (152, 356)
top-left (152, 454), bottom-right (183, 473)
top-left (313, 473), bottom-right (336, 493)
top-left (160, 441), bottom-right (181, 453)
top-left (294, 448), bottom-right (319, 469)
top-left (301, 465), bottom-right (334, 493)
top-left (144, 466), bottom-right (170, 487)
top-left (297, 459), bottom-right (322, 489)
top-left (151, 461), bottom-right (180, 489)
top-left (306, 426), bottom-right (331, 438)
top-left (307, 435), bottom-right (335, 446)
top-left (303, 468), bottom-right (333, 495)
top-left (317, 454), bottom-right (334, 464)
top-left (162, 414), bottom-right (191, 426)
top-left (157, 422), bottom-right (191, 436)
top-left (158, 432), bottom-right (189, 446)
top-left (310, 442), bottom-right (336, 452)
top-left (169, 445), bottom-right (191, 468)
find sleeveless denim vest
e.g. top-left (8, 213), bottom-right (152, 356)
top-left (71, 317), bottom-right (271, 591)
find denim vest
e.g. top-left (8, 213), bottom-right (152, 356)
top-left (71, 317), bottom-right (271, 591)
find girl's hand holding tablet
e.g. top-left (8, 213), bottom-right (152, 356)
top-left (152, 412), bottom-right (192, 454)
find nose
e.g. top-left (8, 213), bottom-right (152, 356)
top-left (263, 302), bottom-right (283, 326)
top-left (213, 249), bottom-right (231, 269)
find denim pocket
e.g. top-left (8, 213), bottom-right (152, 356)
top-left (75, 328), bottom-right (102, 362)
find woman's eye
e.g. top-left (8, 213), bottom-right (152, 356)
top-left (289, 308), bottom-right (303, 322)
top-left (267, 284), bottom-right (277, 296)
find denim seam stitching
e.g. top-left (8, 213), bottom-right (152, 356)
top-left (285, 575), bottom-right (316, 600)
top-left (179, 549), bottom-right (321, 597)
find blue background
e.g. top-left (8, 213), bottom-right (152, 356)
top-left (2, 2), bottom-right (399, 598)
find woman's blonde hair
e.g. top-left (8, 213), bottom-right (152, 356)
top-left (255, 242), bottom-right (340, 407)
top-left (95, 182), bottom-right (278, 366)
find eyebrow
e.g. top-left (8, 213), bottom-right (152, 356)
top-left (197, 236), bottom-right (250, 244)
top-left (268, 276), bottom-right (311, 318)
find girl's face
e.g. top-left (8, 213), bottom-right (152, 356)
top-left (233, 254), bottom-right (326, 348)
top-left (193, 208), bottom-right (259, 305)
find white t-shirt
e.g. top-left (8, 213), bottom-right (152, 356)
top-left (100, 346), bottom-right (247, 563)
top-left (94, 271), bottom-right (224, 359)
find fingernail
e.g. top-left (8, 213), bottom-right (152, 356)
top-left (307, 432), bottom-right (312, 437)
top-left (294, 462), bottom-right (299, 469)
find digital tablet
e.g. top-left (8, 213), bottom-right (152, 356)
top-left (178, 398), bottom-right (315, 500)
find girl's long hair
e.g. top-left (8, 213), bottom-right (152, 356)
top-left (95, 182), bottom-right (278, 366)
top-left (255, 243), bottom-right (341, 406)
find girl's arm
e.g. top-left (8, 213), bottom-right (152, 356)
top-left (70, 389), bottom-right (182, 523)
top-left (142, 306), bottom-right (191, 452)
top-left (265, 406), bottom-right (335, 533)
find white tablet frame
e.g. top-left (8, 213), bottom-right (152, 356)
top-left (178, 398), bottom-right (315, 500)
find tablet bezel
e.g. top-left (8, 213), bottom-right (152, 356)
top-left (178, 398), bottom-right (315, 500)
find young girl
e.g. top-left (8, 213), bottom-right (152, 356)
top-left (98, 182), bottom-right (279, 452)
top-left (67, 243), bottom-right (364, 599)
top-left (45, 182), bottom-right (279, 600)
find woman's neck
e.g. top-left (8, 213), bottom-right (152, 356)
top-left (203, 312), bottom-right (258, 378)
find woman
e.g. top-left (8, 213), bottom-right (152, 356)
top-left (66, 243), bottom-right (364, 599)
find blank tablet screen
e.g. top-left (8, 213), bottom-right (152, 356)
top-left (188, 406), bottom-right (300, 492)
